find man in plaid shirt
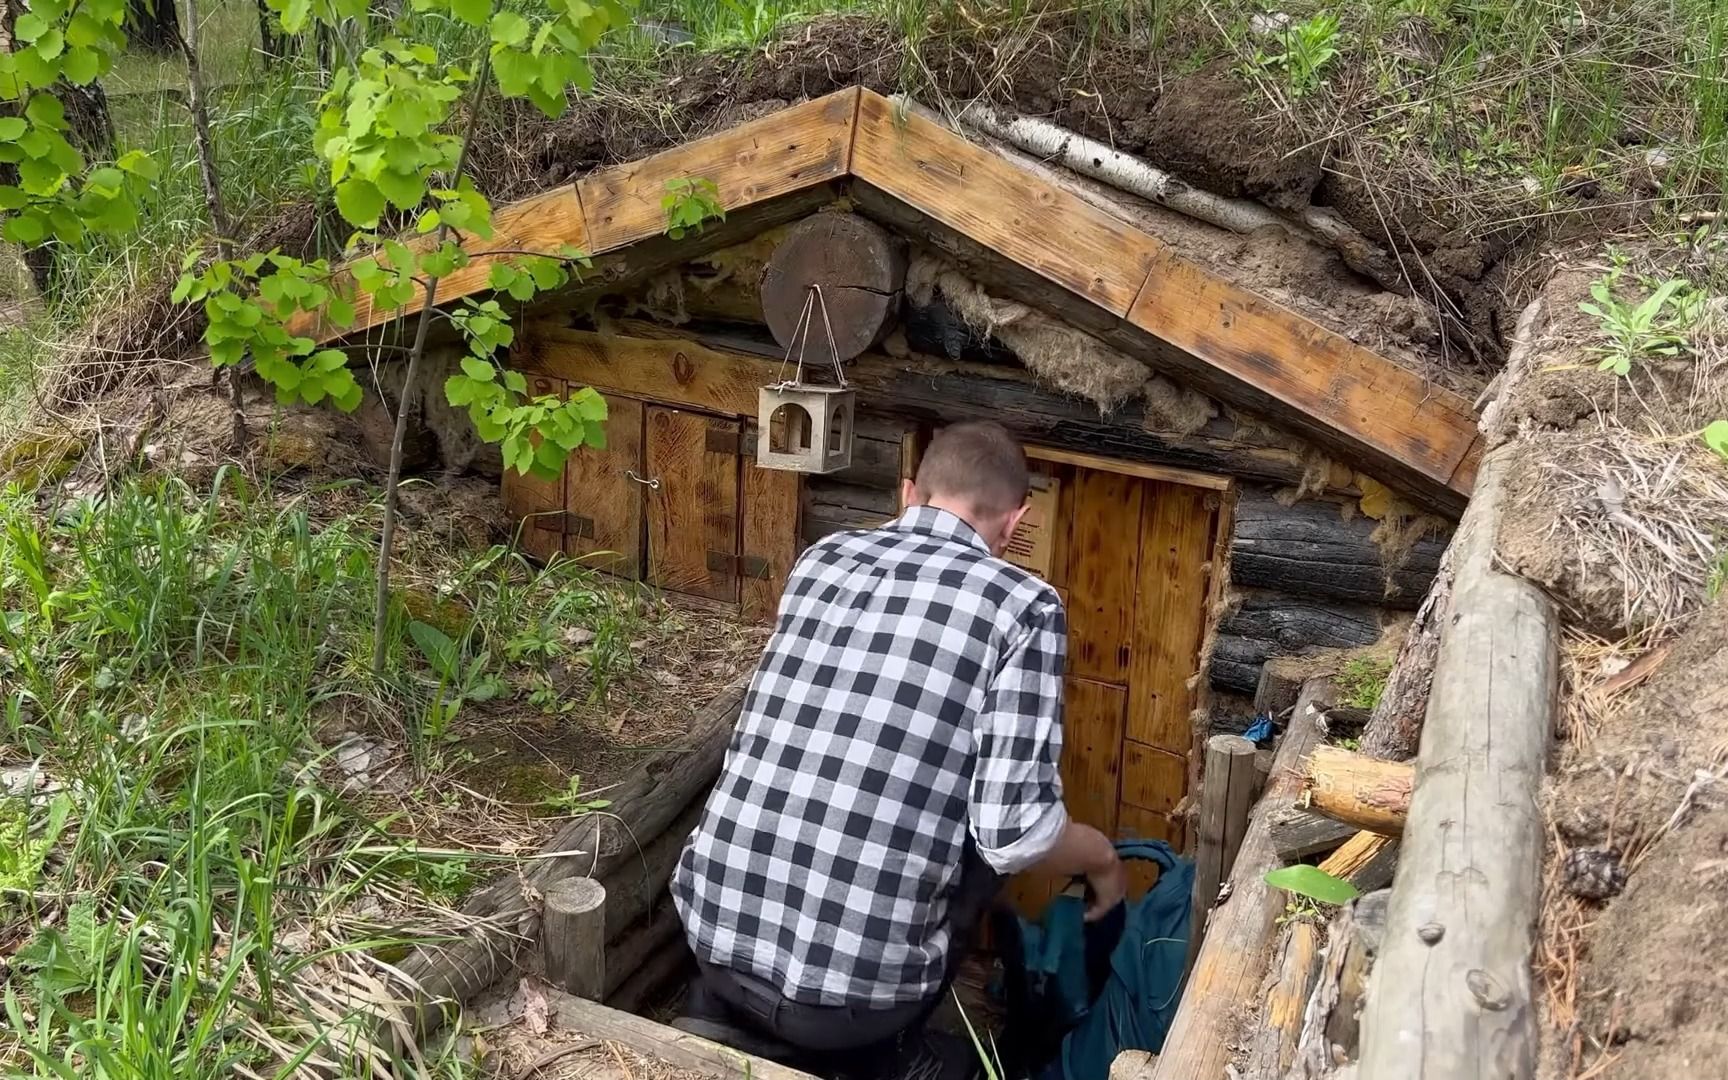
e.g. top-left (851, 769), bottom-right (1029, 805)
top-left (671, 421), bottom-right (1125, 1077)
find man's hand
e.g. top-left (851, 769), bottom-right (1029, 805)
top-left (1084, 856), bottom-right (1128, 921)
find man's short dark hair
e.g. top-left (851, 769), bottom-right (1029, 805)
top-left (914, 421), bottom-right (1029, 514)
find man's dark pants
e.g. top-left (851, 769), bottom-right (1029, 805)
top-left (686, 847), bottom-right (1003, 1077)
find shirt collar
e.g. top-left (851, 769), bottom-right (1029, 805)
top-left (886, 504), bottom-right (992, 554)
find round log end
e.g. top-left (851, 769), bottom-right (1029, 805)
top-left (761, 212), bottom-right (906, 365)
top-left (544, 876), bottom-right (607, 915)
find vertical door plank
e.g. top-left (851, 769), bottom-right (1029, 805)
top-left (1119, 740), bottom-right (1188, 816)
top-left (564, 394), bottom-right (645, 578)
top-left (1065, 468), bottom-right (1144, 683)
top-left (1006, 676), bottom-right (1126, 919)
top-left (1126, 483), bottom-right (1219, 754)
top-left (740, 426), bottom-right (801, 623)
top-left (646, 407), bottom-right (741, 603)
top-left (1061, 677), bottom-right (1128, 835)
top-left (502, 373), bottom-right (567, 565)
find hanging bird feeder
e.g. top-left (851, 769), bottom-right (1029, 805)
top-left (757, 284), bottom-right (856, 474)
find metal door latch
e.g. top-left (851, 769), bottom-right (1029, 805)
top-left (626, 470), bottom-right (661, 490)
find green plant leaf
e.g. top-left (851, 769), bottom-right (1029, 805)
top-left (0, 117), bottom-right (26, 141)
top-left (334, 177), bottom-right (386, 227)
top-left (408, 619), bottom-right (460, 681)
top-left (1704, 420), bottom-right (1728, 461)
top-left (1264, 864), bottom-right (1360, 906)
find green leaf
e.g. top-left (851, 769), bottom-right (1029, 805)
top-left (0, 117), bottom-right (26, 141)
top-left (2, 210), bottom-right (47, 244)
top-left (60, 45), bottom-right (100, 85)
top-left (334, 178), bottom-right (386, 227)
top-left (1263, 864), bottom-right (1360, 906)
top-left (13, 12), bottom-right (49, 41)
top-left (490, 10), bottom-right (530, 45)
top-left (0, 184), bottom-right (27, 211)
top-left (450, 0), bottom-right (491, 26)
top-left (1704, 420), bottom-right (1728, 461)
top-left (570, 387), bottom-right (606, 422)
top-left (409, 619), bottom-right (461, 681)
top-left (117, 149), bottom-right (159, 181)
top-left (374, 165), bottom-right (427, 212)
top-left (33, 28), bottom-right (66, 61)
top-left (460, 356), bottom-right (495, 381)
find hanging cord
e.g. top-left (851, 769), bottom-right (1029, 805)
top-left (770, 284), bottom-right (847, 390)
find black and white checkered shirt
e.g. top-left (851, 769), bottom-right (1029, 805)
top-left (671, 505), bottom-right (1069, 1007)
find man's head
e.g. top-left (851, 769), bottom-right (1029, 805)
top-left (901, 421), bottom-right (1032, 557)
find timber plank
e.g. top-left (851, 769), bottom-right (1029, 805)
top-left (564, 394), bottom-right (645, 577)
top-left (850, 91), bottom-right (1158, 318)
top-left (502, 372), bottom-right (568, 564)
top-left (522, 323), bottom-right (766, 416)
top-left (1127, 250), bottom-right (1479, 493)
top-left (1126, 483), bottom-right (1217, 753)
top-left (578, 91), bottom-right (858, 255)
top-left (645, 407), bottom-right (740, 603)
top-left (740, 444), bottom-right (801, 622)
top-left (1065, 468), bottom-right (1145, 683)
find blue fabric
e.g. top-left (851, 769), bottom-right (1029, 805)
top-left (1243, 714), bottom-right (1275, 745)
top-left (1012, 841), bottom-right (1194, 1080)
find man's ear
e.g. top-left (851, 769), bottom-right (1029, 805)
top-left (899, 478), bottom-right (920, 511)
top-left (1005, 501), bottom-right (1033, 537)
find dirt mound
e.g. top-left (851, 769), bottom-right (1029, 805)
top-left (1541, 597), bottom-right (1728, 1079)
top-left (1138, 70), bottom-right (1325, 213)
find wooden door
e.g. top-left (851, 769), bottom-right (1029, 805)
top-left (501, 373), bottom-right (568, 564)
top-left (1005, 461), bottom-right (1219, 916)
top-left (562, 395), bottom-right (646, 577)
top-left (645, 405), bottom-right (742, 603)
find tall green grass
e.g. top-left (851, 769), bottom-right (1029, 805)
top-left (0, 472), bottom-right (652, 1077)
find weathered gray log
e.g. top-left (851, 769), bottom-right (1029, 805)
top-left (1231, 488), bottom-right (1448, 609)
top-left (1147, 679), bottom-right (1334, 1080)
top-left (544, 989), bottom-right (820, 1080)
top-left (392, 677), bottom-right (749, 1033)
top-left (1356, 448), bottom-right (1557, 1080)
top-left (1187, 734), bottom-right (1260, 973)
top-left (1289, 890), bottom-right (1390, 1080)
top-left (1243, 919), bottom-right (1323, 1079)
top-left (543, 877), bottom-right (607, 999)
top-left (604, 897), bottom-right (684, 1001)
top-left (598, 799), bottom-right (702, 941)
top-left (1268, 808), bottom-right (1360, 862)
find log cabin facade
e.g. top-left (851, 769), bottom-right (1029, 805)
top-left (294, 88), bottom-right (1467, 914)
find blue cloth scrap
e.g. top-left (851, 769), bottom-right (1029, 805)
top-left (1243, 713), bottom-right (1276, 745)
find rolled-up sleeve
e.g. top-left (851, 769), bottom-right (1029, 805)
top-left (968, 593), bottom-right (1068, 874)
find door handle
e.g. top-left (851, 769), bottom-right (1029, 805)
top-left (626, 470), bottom-right (661, 491)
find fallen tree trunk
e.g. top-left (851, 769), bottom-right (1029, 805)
top-left (393, 677), bottom-right (748, 1033)
top-left (1302, 746), bottom-right (1412, 836)
top-left (1147, 678), bottom-right (1335, 1080)
top-left (1355, 448), bottom-right (1557, 1080)
top-left (598, 800), bottom-right (703, 941)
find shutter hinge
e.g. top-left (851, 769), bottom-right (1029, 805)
top-left (705, 427), bottom-right (759, 456)
top-left (706, 551), bottom-right (771, 579)
top-left (531, 512), bottom-right (596, 538)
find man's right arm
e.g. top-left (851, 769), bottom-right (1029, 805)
top-left (1031, 820), bottom-right (1127, 921)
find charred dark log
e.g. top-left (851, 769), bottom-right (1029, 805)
top-left (1208, 591), bottom-right (1384, 694)
top-left (1231, 487), bottom-right (1448, 609)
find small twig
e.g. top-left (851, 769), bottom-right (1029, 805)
top-left (513, 1039), bottom-right (601, 1080)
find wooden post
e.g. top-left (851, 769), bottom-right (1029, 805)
top-left (1144, 679), bottom-right (1334, 1080)
top-left (1356, 448), bottom-right (1558, 1080)
top-left (1187, 734), bottom-right (1259, 971)
top-left (1302, 745), bottom-right (1413, 835)
top-left (543, 877), bottom-right (607, 999)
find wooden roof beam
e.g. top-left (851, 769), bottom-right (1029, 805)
top-left (289, 85), bottom-right (1484, 510)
